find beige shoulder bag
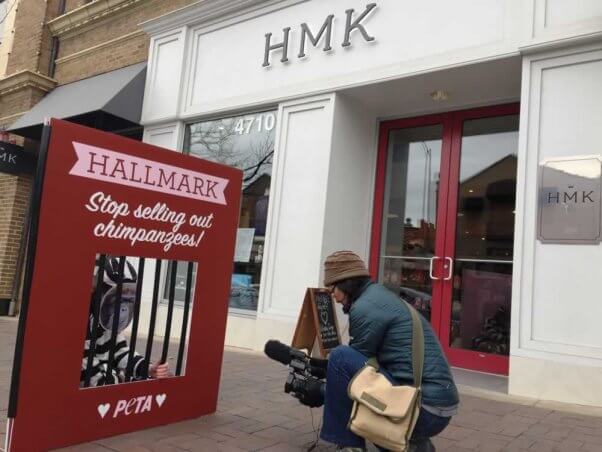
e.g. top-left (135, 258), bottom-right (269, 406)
top-left (347, 302), bottom-right (424, 452)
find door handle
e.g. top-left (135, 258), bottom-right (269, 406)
top-left (429, 256), bottom-right (441, 280)
top-left (443, 257), bottom-right (453, 281)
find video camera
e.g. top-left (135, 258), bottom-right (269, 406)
top-left (264, 340), bottom-right (327, 408)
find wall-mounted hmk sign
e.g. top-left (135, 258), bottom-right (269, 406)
top-left (5, 119), bottom-right (242, 451)
top-left (538, 156), bottom-right (602, 244)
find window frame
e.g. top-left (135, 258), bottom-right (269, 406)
top-left (168, 107), bottom-right (279, 316)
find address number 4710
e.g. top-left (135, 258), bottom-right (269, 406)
top-left (234, 113), bottom-right (276, 135)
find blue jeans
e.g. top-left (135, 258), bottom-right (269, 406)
top-left (320, 346), bottom-right (450, 449)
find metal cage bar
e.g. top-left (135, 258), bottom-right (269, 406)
top-left (144, 259), bottom-right (162, 364)
top-left (161, 261), bottom-right (178, 363)
top-left (105, 256), bottom-right (126, 382)
top-left (83, 254), bottom-right (107, 388)
top-left (176, 262), bottom-right (194, 375)
top-left (125, 257), bottom-right (145, 381)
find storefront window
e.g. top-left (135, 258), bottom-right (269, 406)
top-left (183, 110), bottom-right (277, 312)
top-left (379, 125), bottom-right (443, 321)
top-left (163, 262), bottom-right (198, 304)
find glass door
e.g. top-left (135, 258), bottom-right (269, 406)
top-left (372, 105), bottom-right (519, 375)
top-left (370, 114), bottom-right (453, 338)
top-left (440, 106), bottom-right (519, 374)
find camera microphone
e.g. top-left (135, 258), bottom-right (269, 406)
top-left (264, 339), bottom-right (327, 408)
top-left (264, 340), bottom-right (328, 376)
top-left (264, 340), bottom-right (293, 366)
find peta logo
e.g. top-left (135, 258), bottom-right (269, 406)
top-left (97, 393), bottom-right (167, 419)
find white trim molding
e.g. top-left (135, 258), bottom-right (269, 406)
top-left (141, 0), bottom-right (306, 36)
top-left (521, 30), bottom-right (602, 55)
top-left (531, 0), bottom-right (602, 42)
top-left (142, 121), bottom-right (185, 151)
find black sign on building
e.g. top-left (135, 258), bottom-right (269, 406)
top-left (0, 142), bottom-right (35, 176)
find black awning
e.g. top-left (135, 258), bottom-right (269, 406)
top-left (9, 63), bottom-right (146, 139)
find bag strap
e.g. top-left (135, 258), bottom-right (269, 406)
top-left (405, 302), bottom-right (424, 389)
top-left (364, 301), bottom-right (424, 389)
top-left (366, 356), bottom-right (379, 369)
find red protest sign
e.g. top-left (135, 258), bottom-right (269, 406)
top-left (6, 119), bottom-right (242, 451)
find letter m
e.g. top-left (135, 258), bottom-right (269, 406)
top-left (298, 15), bottom-right (335, 58)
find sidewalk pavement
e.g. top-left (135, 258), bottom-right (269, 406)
top-left (2, 318), bottom-right (602, 452)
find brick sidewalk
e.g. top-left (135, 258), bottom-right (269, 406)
top-left (2, 318), bottom-right (602, 452)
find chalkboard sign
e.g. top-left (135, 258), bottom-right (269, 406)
top-left (292, 288), bottom-right (341, 357)
top-left (313, 291), bottom-right (340, 350)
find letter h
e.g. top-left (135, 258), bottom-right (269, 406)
top-left (263, 27), bottom-right (291, 67)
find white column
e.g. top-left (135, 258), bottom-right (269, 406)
top-left (320, 94), bottom-right (379, 341)
top-left (142, 122), bottom-right (185, 152)
top-left (233, 94), bottom-right (336, 350)
top-left (141, 26), bottom-right (188, 125)
top-left (510, 42), bottom-right (602, 406)
top-left (260, 94), bottom-right (336, 318)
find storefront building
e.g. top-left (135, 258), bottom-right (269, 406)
top-left (139, 0), bottom-right (602, 407)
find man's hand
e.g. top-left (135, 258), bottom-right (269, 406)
top-left (149, 362), bottom-right (170, 379)
top-left (299, 379), bottom-right (324, 408)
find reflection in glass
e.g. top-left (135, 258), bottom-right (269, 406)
top-left (450, 262), bottom-right (512, 356)
top-left (382, 257), bottom-right (433, 321)
top-left (164, 261), bottom-right (198, 303)
top-left (184, 111), bottom-right (277, 311)
top-left (381, 125), bottom-right (442, 258)
top-left (379, 125), bottom-right (443, 320)
top-left (450, 115), bottom-right (518, 356)
top-left (455, 116), bottom-right (519, 260)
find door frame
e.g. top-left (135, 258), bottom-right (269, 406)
top-left (369, 103), bottom-right (519, 375)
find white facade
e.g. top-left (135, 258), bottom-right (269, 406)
top-left (140, 0), bottom-right (602, 406)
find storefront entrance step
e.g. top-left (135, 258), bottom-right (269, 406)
top-left (452, 367), bottom-right (508, 395)
top-left (454, 367), bottom-right (602, 417)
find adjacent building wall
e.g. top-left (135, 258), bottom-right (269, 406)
top-left (0, 0), bottom-right (59, 307)
top-left (0, 0), bottom-right (20, 77)
top-left (0, 0), bottom-right (199, 313)
top-left (0, 174), bottom-right (30, 303)
top-left (51, 0), bottom-right (198, 85)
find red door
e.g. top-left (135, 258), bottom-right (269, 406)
top-left (370, 104), bottom-right (519, 375)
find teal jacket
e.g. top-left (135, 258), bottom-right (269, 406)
top-left (349, 282), bottom-right (459, 408)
